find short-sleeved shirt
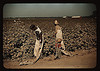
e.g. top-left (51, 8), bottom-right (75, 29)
top-left (55, 25), bottom-right (63, 40)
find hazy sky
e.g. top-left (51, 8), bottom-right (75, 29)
top-left (3, 3), bottom-right (96, 17)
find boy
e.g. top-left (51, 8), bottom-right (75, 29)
top-left (54, 20), bottom-right (73, 59)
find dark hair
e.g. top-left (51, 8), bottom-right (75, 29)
top-left (30, 24), bottom-right (37, 31)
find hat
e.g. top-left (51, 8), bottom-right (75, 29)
top-left (55, 20), bottom-right (59, 25)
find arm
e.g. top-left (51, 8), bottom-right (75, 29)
top-left (39, 32), bottom-right (42, 43)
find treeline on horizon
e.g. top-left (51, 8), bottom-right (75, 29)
top-left (3, 16), bottom-right (96, 19)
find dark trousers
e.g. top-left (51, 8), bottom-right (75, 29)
top-left (55, 47), bottom-right (62, 59)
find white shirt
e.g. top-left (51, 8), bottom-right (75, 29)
top-left (56, 29), bottom-right (63, 40)
top-left (35, 26), bottom-right (41, 33)
top-left (34, 26), bottom-right (42, 42)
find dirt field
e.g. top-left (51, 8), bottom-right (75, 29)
top-left (3, 47), bottom-right (96, 69)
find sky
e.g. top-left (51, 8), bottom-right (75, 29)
top-left (3, 3), bottom-right (96, 17)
